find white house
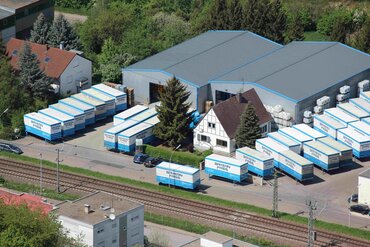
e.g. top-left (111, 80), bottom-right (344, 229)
top-left (54, 191), bottom-right (144, 247)
top-left (6, 38), bottom-right (92, 96)
top-left (194, 89), bottom-right (272, 153)
top-left (359, 169), bottom-right (370, 205)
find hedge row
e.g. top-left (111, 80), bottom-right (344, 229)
top-left (143, 145), bottom-right (211, 167)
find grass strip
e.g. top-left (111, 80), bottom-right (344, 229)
top-left (144, 212), bottom-right (285, 247)
top-left (0, 152), bottom-right (369, 241)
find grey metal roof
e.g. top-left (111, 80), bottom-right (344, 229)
top-left (125, 31), bottom-right (282, 87)
top-left (213, 42), bottom-right (370, 101)
top-left (0, 8), bottom-right (13, 19)
top-left (360, 168), bottom-right (370, 179)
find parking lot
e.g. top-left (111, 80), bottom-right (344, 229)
top-left (8, 117), bottom-right (370, 229)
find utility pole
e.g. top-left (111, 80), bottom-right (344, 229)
top-left (307, 200), bottom-right (317, 247)
top-left (272, 169), bottom-right (278, 218)
top-left (39, 153), bottom-right (43, 195)
top-left (56, 148), bottom-right (60, 193)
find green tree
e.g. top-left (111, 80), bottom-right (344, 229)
top-left (235, 103), bottom-right (261, 148)
top-left (265, 0), bottom-right (286, 44)
top-left (330, 17), bottom-right (348, 43)
top-left (18, 42), bottom-right (52, 99)
top-left (285, 13), bottom-right (304, 43)
top-left (48, 14), bottom-right (82, 50)
top-left (350, 19), bottom-right (370, 53)
top-left (228, 0), bottom-right (243, 30)
top-left (209, 0), bottom-right (229, 30)
top-left (29, 13), bottom-right (51, 45)
top-left (242, 0), bottom-right (264, 33)
top-left (0, 37), bottom-right (5, 56)
top-left (153, 77), bottom-right (193, 147)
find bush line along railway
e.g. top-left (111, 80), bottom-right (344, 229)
top-left (0, 157), bottom-right (369, 247)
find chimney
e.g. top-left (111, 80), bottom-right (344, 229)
top-left (84, 204), bottom-right (91, 214)
top-left (236, 93), bottom-right (243, 103)
top-left (59, 42), bottom-right (64, 50)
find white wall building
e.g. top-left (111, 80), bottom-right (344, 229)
top-left (194, 89), bottom-right (272, 153)
top-left (359, 169), bottom-right (370, 205)
top-left (55, 191), bottom-right (144, 247)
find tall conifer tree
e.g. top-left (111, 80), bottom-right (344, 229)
top-left (153, 77), bottom-right (193, 147)
top-left (209, 0), bottom-right (229, 30)
top-left (29, 13), bottom-right (51, 45)
top-left (48, 15), bottom-right (82, 50)
top-left (285, 13), bottom-right (304, 43)
top-left (266, 0), bottom-right (286, 44)
top-left (228, 0), bottom-right (243, 30)
top-left (235, 103), bottom-right (261, 148)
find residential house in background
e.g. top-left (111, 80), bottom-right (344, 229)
top-left (193, 89), bottom-right (272, 153)
top-left (6, 38), bottom-right (92, 95)
top-left (0, 0), bottom-right (53, 42)
top-left (54, 191), bottom-right (144, 247)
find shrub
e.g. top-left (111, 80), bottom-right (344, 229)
top-left (317, 8), bottom-right (353, 36)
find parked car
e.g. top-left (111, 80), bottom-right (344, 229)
top-left (0, 143), bottom-right (23, 154)
top-left (144, 157), bottom-right (162, 168)
top-left (133, 153), bottom-right (149, 164)
top-left (350, 194), bottom-right (358, 203)
top-left (350, 204), bottom-right (370, 215)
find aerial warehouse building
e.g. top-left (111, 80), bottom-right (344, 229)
top-left (59, 98), bottom-right (95, 126)
top-left (204, 154), bottom-right (248, 183)
top-left (313, 114), bottom-right (346, 139)
top-left (71, 93), bottom-right (107, 121)
top-left (235, 147), bottom-right (274, 177)
top-left (113, 105), bottom-right (148, 126)
top-left (302, 141), bottom-right (340, 171)
top-left (267, 132), bottom-right (301, 154)
top-left (49, 103), bottom-right (86, 131)
top-left (337, 128), bottom-right (370, 158)
top-left (24, 112), bottom-right (62, 141)
top-left (92, 83), bottom-right (127, 112)
top-left (318, 137), bottom-right (352, 167)
top-left (38, 108), bottom-right (75, 137)
top-left (156, 162), bottom-right (200, 190)
top-left (82, 88), bottom-right (116, 116)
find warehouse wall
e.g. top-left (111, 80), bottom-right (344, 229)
top-left (359, 176), bottom-right (370, 205)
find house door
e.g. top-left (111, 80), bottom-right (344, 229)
top-left (150, 82), bottom-right (165, 103)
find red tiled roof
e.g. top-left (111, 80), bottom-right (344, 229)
top-left (212, 88), bottom-right (272, 138)
top-left (6, 38), bottom-right (76, 79)
top-left (0, 189), bottom-right (53, 215)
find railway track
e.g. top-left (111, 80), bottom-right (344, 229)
top-left (0, 157), bottom-right (369, 247)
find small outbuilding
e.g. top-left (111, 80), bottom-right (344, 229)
top-left (359, 169), bottom-right (370, 205)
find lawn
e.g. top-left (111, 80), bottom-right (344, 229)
top-left (304, 31), bottom-right (331, 42)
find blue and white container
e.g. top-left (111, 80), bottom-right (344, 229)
top-left (104, 120), bottom-right (139, 150)
top-left (337, 103), bottom-right (369, 119)
top-left (337, 128), bottom-right (370, 158)
top-left (267, 132), bottom-right (300, 154)
top-left (113, 105), bottom-right (148, 126)
top-left (24, 112), bottom-right (62, 141)
top-left (277, 150), bottom-right (314, 182)
top-left (360, 91), bottom-right (370, 102)
top-left (292, 124), bottom-right (326, 140)
top-left (156, 162), bottom-right (200, 190)
top-left (130, 108), bottom-right (158, 123)
top-left (92, 84), bottom-right (127, 112)
top-left (324, 108), bottom-right (358, 126)
top-left (349, 98), bottom-right (370, 114)
top-left (348, 121), bottom-right (370, 136)
top-left (117, 122), bottom-right (155, 152)
top-left (59, 98), bottom-right (95, 125)
top-left (363, 117), bottom-right (370, 126)
top-left (235, 147), bottom-right (274, 177)
top-left (302, 141), bottom-right (340, 171)
top-left (71, 93), bottom-right (106, 121)
top-left (278, 127), bottom-right (313, 151)
top-left (313, 115), bottom-right (346, 139)
top-left (49, 103), bottom-right (86, 131)
top-left (255, 138), bottom-right (289, 167)
top-left (318, 137), bottom-right (352, 167)
top-left (143, 116), bottom-right (160, 125)
top-left (205, 154), bottom-right (248, 182)
top-left (39, 108), bottom-right (75, 137)
top-left (82, 88), bottom-right (116, 116)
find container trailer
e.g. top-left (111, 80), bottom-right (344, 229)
top-left (336, 103), bottom-right (369, 119)
top-left (130, 108), bottom-right (157, 123)
top-left (49, 103), bottom-right (86, 131)
top-left (39, 108), bottom-right (75, 137)
top-left (277, 150), bottom-right (314, 182)
top-left (337, 128), bottom-right (370, 158)
top-left (317, 137), bottom-right (352, 167)
top-left (302, 141), bottom-right (340, 171)
top-left (117, 122), bottom-right (155, 152)
top-left (156, 162), bottom-right (200, 190)
top-left (24, 112), bottom-right (62, 141)
top-left (92, 84), bottom-right (127, 112)
top-left (363, 117), bottom-right (370, 126)
top-left (143, 116), bottom-right (160, 125)
top-left (82, 88), bottom-right (116, 116)
top-left (267, 132), bottom-right (300, 154)
top-left (348, 121), bottom-right (370, 136)
top-left (324, 108), bottom-right (358, 126)
top-left (205, 154), bottom-right (248, 183)
top-left (59, 98), bottom-right (95, 125)
top-left (313, 115), bottom-right (346, 139)
top-left (360, 91), bottom-right (370, 102)
top-left (235, 147), bottom-right (274, 177)
top-left (104, 120), bottom-right (139, 149)
top-left (113, 105), bottom-right (148, 126)
top-left (292, 124), bottom-right (326, 140)
top-left (255, 138), bottom-right (289, 167)
top-left (71, 93), bottom-right (106, 121)
top-left (278, 127), bottom-right (313, 151)
top-left (349, 98), bottom-right (370, 114)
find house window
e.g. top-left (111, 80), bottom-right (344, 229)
top-left (200, 135), bottom-right (210, 143)
top-left (208, 122), bottom-right (215, 128)
top-left (97, 227), bottom-right (104, 234)
top-left (260, 125), bottom-right (267, 133)
top-left (216, 139), bottom-right (227, 147)
top-left (112, 223), bottom-right (117, 228)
